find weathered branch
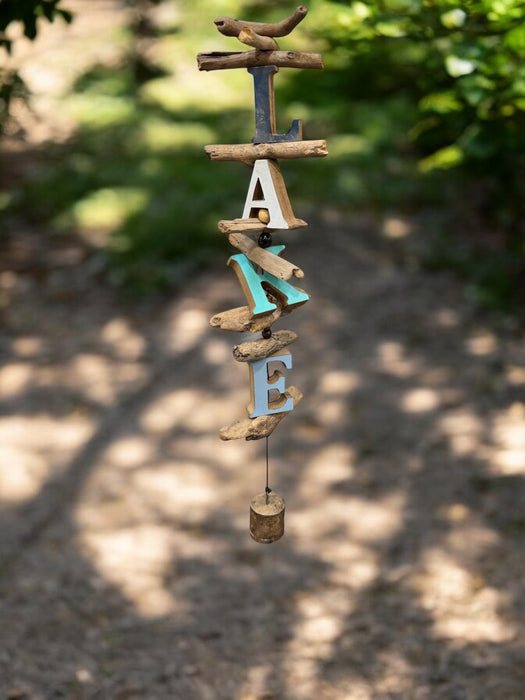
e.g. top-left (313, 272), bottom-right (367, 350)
top-left (209, 299), bottom-right (293, 333)
top-left (214, 5), bottom-right (307, 38)
top-left (197, 50), bottom-right (324, 71)
top-left (238, 27), bottom-right (279, 51)
top-left (232, 329), bottom-right (298, 362)
top-left (218, 218), bottom-right (266, 234)
top-left (219, 385), bottom-right (303, 440)
top-left (228, 232), bottom-right (304, 280)
top-left (205, 140), bottom-right (327, 162)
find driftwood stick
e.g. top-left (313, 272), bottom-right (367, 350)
top-left (218, 216), bottom-right (307, 234)
top-left (238, 27), bottom-right (279, 51)
top-left (205, 140), bottom-right (327, 162)
top-left (209, 300), bottom-right (292, 333)
top-left (214, 6), bottom-right (307, 39)
top-left (218, 218), bottom-right (266, 234)
top-left (228, 232), bottom-right (304, 280)
top-left (232, 329), bottom-right (298, 362)
top-left (197, 50), bottom-right (324, 71)
top-left (219, 386), bottom-right (303, 441)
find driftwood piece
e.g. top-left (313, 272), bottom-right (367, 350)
top-left (233, 329), bottom-right (298, 362)
top-left (205, 140), bottom-right (328, 162)
top-left (238, 27), bottom-right (279, 51)
top-left (218, 218), bottom-right (266, 234)
top-left (214, 6), bottom-right (307, 39)
top-left (209, 298), bottom-right (292, 333)
top-left (219, 385), bottom-right (303, 441)
top-left (197, 50), bottom-right (324, 72)
top-left (218, 216), bottom-right (307, 233)
top-left (228, 244), bottom-right (309, 316)
top-left (228, 232), bottom-right (303, 280)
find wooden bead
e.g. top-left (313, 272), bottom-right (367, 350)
top-left (257, 208), bottom-right (270, 224)
top-left (250, 492), bottom-right (285, 544)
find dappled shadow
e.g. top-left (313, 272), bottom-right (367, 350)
top-left (1, 205), bottom-right (525, 698)
top-left (2, 2), bottom-right (525, 697)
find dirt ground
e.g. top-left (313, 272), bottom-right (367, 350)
top-left (2, 4), bottom-right (525, 699)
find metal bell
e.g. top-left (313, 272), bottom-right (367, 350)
top-left (249, 491), bottom-right (285, 544)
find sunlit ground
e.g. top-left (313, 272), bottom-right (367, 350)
top-left (1, 2), bottom-right (525, 699)
top-left (2, 203), bottom-right (525, 697)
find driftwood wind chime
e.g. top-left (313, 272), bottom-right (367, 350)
top-left (197, 5), bottom-right (327, 543)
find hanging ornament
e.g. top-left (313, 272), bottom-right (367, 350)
top-left (197, 5), bottom-right (327, 543)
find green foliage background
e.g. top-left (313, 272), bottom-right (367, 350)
top-left (1, 0), bottom-right (524, 306)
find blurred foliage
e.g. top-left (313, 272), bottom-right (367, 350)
top-left (1, 0), bottom-right (524, 307)
top-left (0, 0), bottom-right (72, 51)
top-left (297, 0), bottom-right (525, 308)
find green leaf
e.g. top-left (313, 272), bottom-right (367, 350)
top-left (445, 55), bottom-right (477, 77)
top-left (504, 24), bottom-right (525, 52)
top-left (418, 144), bottom-right (464, 172)
top-left (440, 9), bottom-right (467, 29)
top-left (419, 91), bottom-right (463, 114)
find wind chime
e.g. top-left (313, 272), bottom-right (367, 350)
top-left (197, 5), bottom-right (327, 543)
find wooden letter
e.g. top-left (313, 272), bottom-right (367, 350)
top-left (219, 385), bottom-right (303, 441)
top-left (248, 350), bottom-right (294, 418)
top-left (228, 232), bottom-right (304, 280)
top-left (228, 245), bottom-right (309, 316)
top-left (249, 66), bottom-right (302, 144)
top-left (242, 159), bottom-right (300, 229)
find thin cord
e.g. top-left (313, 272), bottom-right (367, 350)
top-left (265, 436), bottom-right (271, 501)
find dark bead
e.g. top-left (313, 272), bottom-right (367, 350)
top-left (258, 231), bottom-right (273, 248)
top-left (262, 328), bottom-right (272, 339)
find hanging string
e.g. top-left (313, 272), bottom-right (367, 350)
top-left (265, 436), bottom-right (271, 502)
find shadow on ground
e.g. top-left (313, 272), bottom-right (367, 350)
top-left (1, 207), bottom-right (525, 699)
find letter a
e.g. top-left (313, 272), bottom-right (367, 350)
top-left (248, 350), bottom-right (294, 418)
top-left (228, 245), bottom-right (309, 316)
top-left (242, 159), bottom-right (298, 229)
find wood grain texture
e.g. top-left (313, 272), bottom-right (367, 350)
top-left (218, 218), bottom-right (266, 234)
top-left (214, 6), bottom-right (307, 39)
top-left (209, 297), bottom-right (292, 333)
top-left (228, 245), bottom-right (309, 316)
top-left (232, 329), bottom-right (298, 362)
top-left (219, 385), bottom-right (303, 440)
top-left (218, 217), bottom-right (307, 233)
top-left (205, 140), bottom-right (327, 162)
top-left (197, 50), bottom-right (324, 72)
top-left (238, 27), bottom-right (279, 51)
top-left (228, 232), bottom-right (304, 281)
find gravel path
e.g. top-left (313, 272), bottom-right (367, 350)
top-left (1, 3), bottom-right (525, 698)
top-left (1, 206), bottom-right (525, 699)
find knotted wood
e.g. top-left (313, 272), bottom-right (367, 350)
top-left (218, 218), bottom-right (266, 234)
top-left (219, 217), bottom-right (307, 234)
top-left (214, 6), bottom-right (307, 39)
top-left (238, 27), bottom-right (279, 51)
top-left (228, 232), bottom-right (304, 280)
top-left (219, 385), bottom-right (303, 440)
top-left (210, 304), bottom-right (291, 333)
top-left (197, 50), bottom-right (324, 72)
top-left (232, 329), bottom-right (298, 362)
top-left (205, 140), bottom-right (327, 163)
